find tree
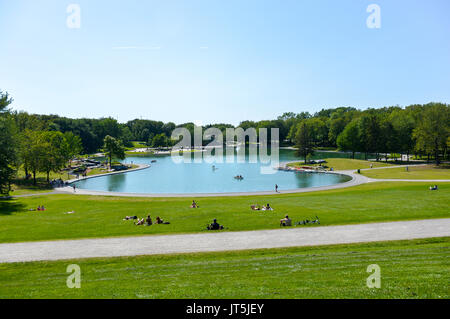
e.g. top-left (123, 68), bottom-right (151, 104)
top-left (0, 91), bottom-right (18, 194)
top-left (337, 120), bottom-right (361, 159)
top-left (62, 131), bottom-right (83, 167)
top-left (39, 131), bottom-right (68, 182)
top-left (413, 103), bottom-right (449, 164)
top-left (389, 109), bottom-right (415, 161)
top-left (20, 130), bottom-right (45, 185)
top-left (358, 114), bottom-right (381, 160)
top-left (307, 117), bottom-right (329, 147)
top-left (150, 133), bottom-right (169, 148)
top-left (378, 117), bottom-right (397, 162)
top-left (328, 108), bottom-right (358, 147)
top-left (103, 135), bottom-right (126, 168)
top-left (294, 121), bottom-right (314, 163)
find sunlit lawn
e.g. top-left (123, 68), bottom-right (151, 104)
top-left (361, 165), bottom-right (450, 180)
top-left (288, 158), bottom-right (394, 170)
top-left (0, 182), bottom-right (449, 243)
top-left (0, 237), bottom-right (448, 299)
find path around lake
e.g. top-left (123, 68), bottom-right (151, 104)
top-left (0, 218), bottom-right (449, 263)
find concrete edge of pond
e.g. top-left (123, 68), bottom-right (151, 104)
top-left (64, 163), bottom-right (151, 184)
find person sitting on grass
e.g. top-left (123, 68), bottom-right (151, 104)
top-left (430, 185), bottom-right (438, 191)
top-left (207, 218), bottom-right (224, 230)
top-left (155, 216), bottom-right (170, 225)
top-left (191, 200), bottom-right (199, 208)
top-left (262, 203), bottom-right (273, 211)
top-left (145, 215), bottom-right (153, 226)
top-left (280, 215), bottom-right (292, 227)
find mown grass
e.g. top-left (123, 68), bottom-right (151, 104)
top-left (362, 165), bottom-right (450, 180)
top-left (0, 237), bottom-right (448, 299)
top-left (0, 182), bottom-right (449, 243)
top-left (288, 158), bottom-right (394, 170)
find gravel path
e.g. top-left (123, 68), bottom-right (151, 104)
top-left (1, 218), bottom-right (448, 263)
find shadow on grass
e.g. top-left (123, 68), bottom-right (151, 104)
top-left (434, 164), bottom-right (450, 170)
top-left (11, 177), bottom-right (53, 194)
top-left (0, 198), bottom-right (26, 216)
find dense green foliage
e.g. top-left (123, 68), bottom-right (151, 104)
top-left (0, 92), bottom-right (18, 195)
top-left (103, 135), bottom-right (126, 168)
top-left (294, 121), bottom-right (315, 162)
top-left (7, 96), bottom-right (449, 162)
top-left (291, 104), bottom-right (449, 163)
top-left (0, 237), bottom-right (448, 298)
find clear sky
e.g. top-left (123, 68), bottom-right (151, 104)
top-left (1, 0), bottom-right (449, 125)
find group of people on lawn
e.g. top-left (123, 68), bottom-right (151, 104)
top-left (29, 205), bottom-right (46, 211)
top-left (124, 200), bottom-right (294, 230)
top-left (124, 215), bottom-right (169, 226)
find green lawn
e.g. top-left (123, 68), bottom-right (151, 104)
top-left (0, 182), bottom-right (449, 243)
top-left (362, 165), bottom-right (450, 180)
top-left (288, 158), bottom-right (394, 171)
top-left (125, 151), bottom-right (155, 155)
top-left (0, 237), bottom-right (448, 299)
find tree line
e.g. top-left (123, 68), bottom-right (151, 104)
top-left (0, 88), bottom-right (449, 195)
top-left (292, 103), bottom-right (449, 164)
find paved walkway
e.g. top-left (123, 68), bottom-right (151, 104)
top-left (1, 219), bottom-right (448, 263)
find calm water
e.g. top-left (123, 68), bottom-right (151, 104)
top-left (74, 149), bottom-right (354, 194)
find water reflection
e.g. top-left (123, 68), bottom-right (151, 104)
top-left (75, 150), bottom-right (354, 194)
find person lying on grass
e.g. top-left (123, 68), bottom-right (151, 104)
top-left (295, 216), bottom-right (320, 226)
top-left (251, 204), bottom-right (274, 211)
top-left (135, 218), bottom-right (145, 226)
top-left (280, 215), bottom-right (292, 227)
top-left (430, 185), bottom-right (438, 191)
top-left (123, 216), bottom-right (138, 221)
top-left (207, 219), bottom-right (224, 230)
top-left (155, 216), bottom-right (170, 225)
top-left (134, 215), bottom-right (152, 226)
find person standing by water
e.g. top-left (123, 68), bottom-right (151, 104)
top-left (73, 184), bottom-right (76, 193)
top-left (275, 184), bottom-right (279, 193)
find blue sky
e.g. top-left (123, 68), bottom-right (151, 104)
top-left (1, 0), bottom-right (449, 125)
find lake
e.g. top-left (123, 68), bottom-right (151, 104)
top-left (74, 149), bottom-right (356, 194)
